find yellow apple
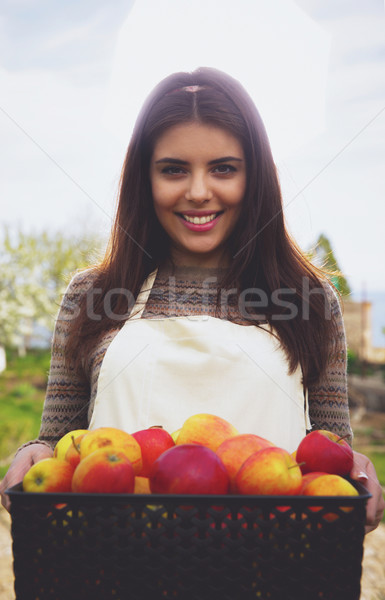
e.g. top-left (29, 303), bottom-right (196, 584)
top-left (53, 429), bottom-right (88, 460)
top-left (23, 458), bottom-right (74, 493)
top-left (176, 413), bottom-right (239, 452)
top-left (171, 428), bottom-right (181, 443)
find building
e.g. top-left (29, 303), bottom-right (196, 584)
top-left (342, 299), bottom-right (385, 364)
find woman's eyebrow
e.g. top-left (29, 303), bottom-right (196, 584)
top-left (155, 158), bottom-right (188, 165)
top-left (155, 156), bottom-right (243, 165)
top-left (208, 156), bottom-right (243, 165)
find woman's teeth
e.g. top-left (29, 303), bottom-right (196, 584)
top-left (182, 213), bottom-right (218, 224)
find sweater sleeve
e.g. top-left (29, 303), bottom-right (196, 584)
top-left (307, 286), bottom-right (353, 445)
top-left (36, 270), bottom-right (96, 449)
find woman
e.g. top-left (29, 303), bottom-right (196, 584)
top-left (1, 67), bottom-right (383, 531)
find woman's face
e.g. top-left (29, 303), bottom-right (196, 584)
top-left (150, 121), bottom-right (246, 267)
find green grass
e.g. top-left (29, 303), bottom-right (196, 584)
top-left (0, 349), bottom-right (49, 476)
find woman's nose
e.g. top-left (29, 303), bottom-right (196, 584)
top-left (185, 173), bottom-right (213, 203)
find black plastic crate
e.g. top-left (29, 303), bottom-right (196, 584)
top-left (7, 482), bottom-right (370, 600)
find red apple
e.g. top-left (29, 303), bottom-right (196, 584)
top-left (23, 458), bottom-right (75, 493)
top-left (216, 434), bottom-right (275, 492)
top-left (132, 426), bottom-right (175, 477)
top-left (296, 430), bottom-right (353, 475)
top-left (236, 447), bottom-right (303, 495)
top-left (72, 448), bottom-right (135, 493)
top-left (149, 444), bottom-right (230, 495)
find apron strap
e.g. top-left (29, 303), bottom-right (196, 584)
top-left (129, 269), bottom-right (158, 321)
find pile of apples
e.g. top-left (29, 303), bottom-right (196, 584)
top-left (22, 413), bottom-right (359, 500)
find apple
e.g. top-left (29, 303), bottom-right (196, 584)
top-left (216, 434), bottom-right (275, 492)
top-left (53, 429), bottom-right (88, 460)
top-left (23, 458), bottom-right (75, 493)
top-left (301, 473), bottom-right (358, 497)
top-left (299, 471), bottom-right (329, 493)
top-left (171, 428), bottom-right (181, 443)
top-left (132, 426), bottom-right (175, 477)
top-left (296, 430), bottom-right (353, 475)
top-left (134, 476), bottom-right (151, 494)
top-left (72, 447), bottom-right (135, 493)
top-left (176, 413), bottom-right (239, 452)
top-left (64, 434), bottom-right (86, 469)
top-left (149, 444), bottom-right (230, 494)
top-left (79, 427), bottom-right (142, 474)
top-left (301, 473), bottom-right (359, 522)
top-left (236, 447), bottom-right (303, 495)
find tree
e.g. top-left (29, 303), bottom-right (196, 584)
top-left (0, 226), bottom-right (104, 352)
top-left (309, 234), bottom-right (351, 296)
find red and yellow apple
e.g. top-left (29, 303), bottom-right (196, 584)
top-left (23, 458), bottom-right (75, 493)
top-left (79, 427), bottom-right (142, 474)
top-left (176, 413), bottom-right (239, 452)
top-left (296, 430), bottom-right (353, 475)
top-left (216, 434), bottom-right (275, 492)
top-left (149, 444), bottom-right (230, 495)
top-left (236, 447), bottom-right (303, 495)
top-left (301, 473), bottom-right (358, 497)
top-left (132, 426), bottom-right (175, 477)
top-left (301, 473), bottom-right (359, 521)
top-left (72, 448), bottom-right (135, 493)
top-left (134, 476), bottom-right (151, 494)
top-left (64, 434), bottom-right (86, 469)
top-left (53, 429), bottom-right (88, 460)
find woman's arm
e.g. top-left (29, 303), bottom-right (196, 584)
top-left (308, 286), bottom-right (384, 532)
top-left (307, 286), bottom-right (352, 443)
top-left (32, 270), bottom-right (94, 448)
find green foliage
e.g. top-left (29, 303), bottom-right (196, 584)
top-left (347, 349), bottom-right (361, 374)
top-left (0, 225), bottom-right (104, 349)
top-left (309, 234), bottom-right (351, 296)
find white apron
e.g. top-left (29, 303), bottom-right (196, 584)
top-left (89, 270), bottom-right (311, 452)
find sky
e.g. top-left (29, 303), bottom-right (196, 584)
top-left (1, 0), bottom-right (385, 339)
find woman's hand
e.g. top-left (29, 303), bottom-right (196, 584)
top-left (350, 450), bottom-right (385, 534)
top-left (0, 443), bottom-right (53, 512)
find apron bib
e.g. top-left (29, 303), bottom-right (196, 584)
top-left (90, 270), bottom-right (310, 452)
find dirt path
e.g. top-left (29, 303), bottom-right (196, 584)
top-left (0, 506), bottom-right (14, 600)
top-left (0, 502), bottom-right (384, 599)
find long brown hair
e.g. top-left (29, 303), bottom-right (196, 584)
top-left (66, 67), bottom-right (338, 387)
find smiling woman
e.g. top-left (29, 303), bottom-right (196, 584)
top-left (150, 122), bottom-right (246, 267)
top-left (1, 67), bottom-right (384, 534)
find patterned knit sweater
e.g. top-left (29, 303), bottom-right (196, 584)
top-left (27, 263), bottom-right (352, 451)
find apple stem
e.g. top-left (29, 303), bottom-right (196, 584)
top-left (288, 462), bottom-right (306, 470)
top-left (71, 435), bottom-right (81, 455)
top-left (336, 434), bottom-right (350, 443)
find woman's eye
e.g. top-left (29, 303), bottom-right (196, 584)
top-left (161, 166), bottom-right (185, 175)
top-left (212, 164), bottom-right (236, 174)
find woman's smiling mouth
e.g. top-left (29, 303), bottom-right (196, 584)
top-left (177, 211), bottom-right (224, 226)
